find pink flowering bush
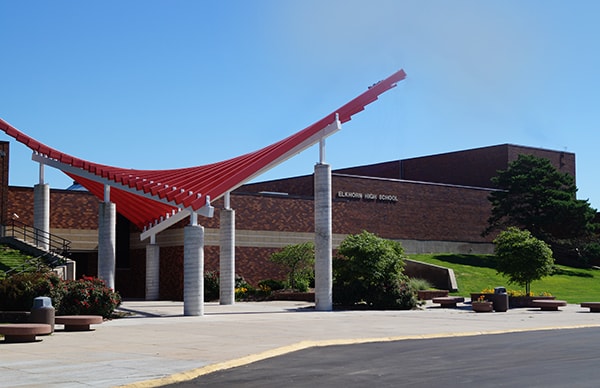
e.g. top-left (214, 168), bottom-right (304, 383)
top-left (0, 271), bottom-right (64, 311)
top-left (57, 276), bottom-right (121, 319)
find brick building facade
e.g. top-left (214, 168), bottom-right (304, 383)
top-left (2, 143), bottom-right (576, 299)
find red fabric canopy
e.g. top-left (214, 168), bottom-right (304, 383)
top-left (0, 69), bottom-right (406, 230)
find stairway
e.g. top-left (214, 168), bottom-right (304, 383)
top-left (0, 220), bottom-right (76, 280)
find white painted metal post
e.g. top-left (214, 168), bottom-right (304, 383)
top-left (314, 162), bottom-right (333, 311)
top-left (184, 220), bottom-right (204, 316)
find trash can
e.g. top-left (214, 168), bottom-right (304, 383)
top-left (30, 296), bottom-right (55, 333)
top-left (493, 287), bottom-right (508, 312)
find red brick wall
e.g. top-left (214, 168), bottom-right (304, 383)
top-left (400, 144), bottom-right (575, 188)
top-left (506, 145), bottom-right (576, 184)
top-left (332, 175), bottom-right (492, 242)
top-left (151, 245), bottom-right (287, 300)
top-left (8, 186), bottom-right (99, 229)
top-left (237, 175), bottom-right (315, 197)
top-left (225, 175), bottom-right (493, 242)
top-left (234, 246), bottom-right (287, 284)
top-left (232, 195), bottom-right (314, 232)
top-left (401, 144), bottom-right (508, 188)
top-left (334, 160), bottom-right (402, 179)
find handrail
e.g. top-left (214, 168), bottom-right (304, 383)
top-left (3, 219), bottom-right (71, 258)
top-left (1, 253), bottom-right (48, 279)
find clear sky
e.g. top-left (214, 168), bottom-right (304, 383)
top-left (1, 1), bottom-right (599, 208)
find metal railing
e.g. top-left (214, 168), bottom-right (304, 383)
top-left (3, 218), bottom-right (71, 260)
top-left (1, 252), bottom-right (50, 279)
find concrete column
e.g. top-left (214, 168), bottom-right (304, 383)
top-left (33, 183), bottom-right (50, 250)
top-left (98, 201), bottom-right (116, 290)
top-left (65, 259), bottom-right (76, 281)
top-left (220, 208), bottom-right (235, 305)
top-left (314, 163), bottom-right (332, 311)
top-left (145, 243), bottom-right (160, 300)
top-left (184, 224), bottom-right (204, 316)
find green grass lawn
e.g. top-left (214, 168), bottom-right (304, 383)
top-left (409, 253), bottom-right (600, 304)
top-left (0, 245), bottom-right (35, 276)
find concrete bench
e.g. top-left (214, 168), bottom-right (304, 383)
top-left (580, 302), bottom-right (600, 312)
top-left (417, 290), bottom-right (449, 300)
top-left (432, 296), bottom-right (465, 308)
top-left (0, 323), bottom-right (52, 343)
top-left (531, 299), bottom-right (567, 311)
top-left (55, 315), bottom-right (103, 331)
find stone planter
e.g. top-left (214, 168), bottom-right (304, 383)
top-left (471, 293), bottom-right (494, 303)
top-left (417, 290), bottom-right (449, 300)
top-left (509, 295), bottom-right (555, 308)
top-left (471, 301), bottom-right (494, 312)
top-left (270, 291), bottom-right (315, 302)
top-left (470, 293), bottom-right (508, 312)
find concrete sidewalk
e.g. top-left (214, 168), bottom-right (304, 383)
top-left (2, 300), bottom-right (600, 387)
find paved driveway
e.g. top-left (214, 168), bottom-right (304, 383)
top-left (165, 327), bottom-right (600, 387)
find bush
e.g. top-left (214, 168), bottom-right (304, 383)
top-left (0, 271), bottom-right (121, 318)
top-left (333, 231), bottom-right (418, 310)
top-left (0, 270), bottom-right (64, 311)
top-left (392, 280), bottom-right (420, 309)
top-left (234, 275), bottom-right (255, 301)
top-left (257, 279), bottom-right (285, 292)
top-left (58, 276), bottom-right (122, 319)
top-left (235, 279), bottom-right (254, 300)
top-left (581, 242), bottom-right (600, 263)
top-left (269, 242), bottom-right (315, 292)
top-left (204, 271), bottom-right (220, 302)
top-left (407, 278), bottom-right (432, 291)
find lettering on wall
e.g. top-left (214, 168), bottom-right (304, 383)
top-left (336, 191), bottom-right (398, 202)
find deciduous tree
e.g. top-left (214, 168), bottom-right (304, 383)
top-left (269, 242), bottom-right (314, 291)
top-left (494, 227), bottom-right (554, 294)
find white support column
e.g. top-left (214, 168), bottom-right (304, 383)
top-left (98, 185), bottom-right (116, 290)
top-left (145, 240), bottom-right (160, 301)
top-left (220, 195), bottom-right (235, 305)
top-left (314, 161), bottom-right (333, 311)
top-left (184, 221), bottom-right (204, 316)
top-left (33, 183), bottom-right (50, 250)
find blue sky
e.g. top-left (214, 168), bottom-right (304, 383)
top-left (1, 1), bottom-right (600, 208)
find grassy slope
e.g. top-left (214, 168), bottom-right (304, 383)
top-left (4, 246), bottom-right (598, 303)
top-left (409, 253), bottom-right (600, 304)
top-left (0, 245), bottom-right (34, 275)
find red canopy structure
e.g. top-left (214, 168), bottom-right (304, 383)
top-left (0, 69), bottom-right (406, 237)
